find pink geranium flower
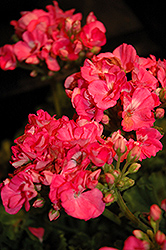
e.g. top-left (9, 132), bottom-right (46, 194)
top-left (14, 29), bottom-right (48, 63)
top-left (122, 87), bottom-right (155, 131)
top-left (123, 236), bottom-right (147, 250)
top-left (80, 12), bottom-right (106, 49)
top-left (88, 69), bottom-right (127, 110)
top-left (0, 44), bottom-right (16, 70)
top-left (113, 43), bottom-right (137, 72)
top-left (60, 187), bottom-right (105, 220)
top-left (132, 63), bottom-right (158, 90)
top-left (72, 88), bottom-right (104, 122)
top-left (136, 127), bottom-right (163, 160)
top-left (1, 172), bottom-right (37, 214)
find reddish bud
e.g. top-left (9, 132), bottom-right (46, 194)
top-left (128, 163), bottom-right (141, 174)
top-left (33, 198), bottom-right (45, 208)
top-left (156, 108), bottom-right (165, 119)
top-left (103, 193), bottom-right (115, 204)
top-left (112, 130), bottom-right (127, 154)
top-left (161, 199), bottom-right (166, 212)
top-left (155, 230), bottom-right (165, 245)
top-left (150, 204), bottom-right (161, 221)
top-left (48, 208), bottom-right (60, 221)
top-left (105, 173), bottom-right (115, 185)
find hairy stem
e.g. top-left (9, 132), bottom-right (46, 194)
top-left (102, 208), bottom-right (121, 225)
top-left (116, 190), bottom-right (150, 232)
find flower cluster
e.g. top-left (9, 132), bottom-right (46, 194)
top-left (0, 1), bottom-right (106, 74)
top-left (99, 199), bottom-right (166, 250)
top-left (1, 109), bottom-right (116, 220)
top-left (65, 43), bottom-right (164, 162)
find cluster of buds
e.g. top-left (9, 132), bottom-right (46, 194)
top-left (0, 1), bottom-right (106, 76)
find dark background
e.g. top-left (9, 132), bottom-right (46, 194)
top-left (0, 0), bottom-right (166, 141)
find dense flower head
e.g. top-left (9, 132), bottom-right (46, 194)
top-left (0, 1), bottom-right (106, 74)
top-left (64, 43), bottom-right (164, 162)
top-left (1, 110), bottom-right (108, 220)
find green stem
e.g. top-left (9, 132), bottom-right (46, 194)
top-left (121, 161), bottom-right (130, 177)
top-left (17, 61), bottom-right (45, 74)
top-left (116, 154), bottom-right (121, 171)
top-left (102, 208), bottom-right (121, 225)
top-left (116, 190), bottom-right (150, 232)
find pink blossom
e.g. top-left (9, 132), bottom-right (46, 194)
top-left (1, 171), bottom-right (37, 214)
top-left (122, 88), bottom-right (155, 131)
top-left (113, 43), bottom-right (137, 72)
top-left (52, 37), bottom-right (82, 61)
top-left (60, 187), bottom-right (105, 220)
top-left (157, 60), bottom-right (166, 88)
top-left (88, 69), bottom-right (127, 110)
top-left (0, 44), bottom-right (16, 70)
top-left (132, 63), bottom-right (158, 90)
top-left (86, 141), bottom-right (115, 166)
top-left (41, 41), bottom-right (60, 71)
top-left (80, 13), bottom-right (106, 49)
top-left (11, 9), bottom-right (48, 37)
top-left (72, 88), bottom-right (104, 122)
top-left (14, 29), bottom-right (48, 63)
top-left (28, 227), bottom-right (45, 243)
top-left (123, 236), bottom-right (146, 250)
top-left (136, 127), bottom-right (163, 160)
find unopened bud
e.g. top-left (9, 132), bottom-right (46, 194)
top-left (105, 173), bottom-right (115, 185)
top-left (150, 204), bottom-right (161, 221)
top-left (101, 114), bottom-right (109, 124)
top-left (133, 230), bottom-right (144, 240)
top-left (33, 198), bottom-right (45, 208)
top-left (103, 193), bottom-right (115, 204)
top-left (128, 163), bottom-right (141, 174)
top-left (127, 145), bottom-right (141, 162)
top-left (48, 209), bottom-right (60, 221)
top-left (155, 108), bottom-right (165, 119)
top-left (117, 177), bottom-right (135, 191)
top-left (112, 130), bottom-right (127, 154)
top-left (161, 198), bottom-right (166, 212)
top-left (155, 230), bottom-right (166, 245)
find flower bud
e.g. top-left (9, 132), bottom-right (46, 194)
top-left (128, 163), bottom-right (141, 174)
top-left (101, 114), bottom-right (109, 124)
top-left (33, 198), bottom-right (45, 208)
top-left (103, 193), bottom-right (115, 204)
top-left (105, 173), bottom-right (115, 185)
top-left (150, 204), bottom-right (161, 221)
top-left (133, 230), bottom-right (144, 240)
top-left (155, 230), bottom-right (166, 245)
top-left (112, 130), bottom-right (127, 154)
top-left (48, 209), bottom-right (60, 221)
top-left (117, 177), bottom-right (135, 191)
top-left (127, 145), bottom-right (141, 162)
top-left (155, 108), bottom-right (165, 119)
top-left (161, 198), bottom-right (166, 212)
